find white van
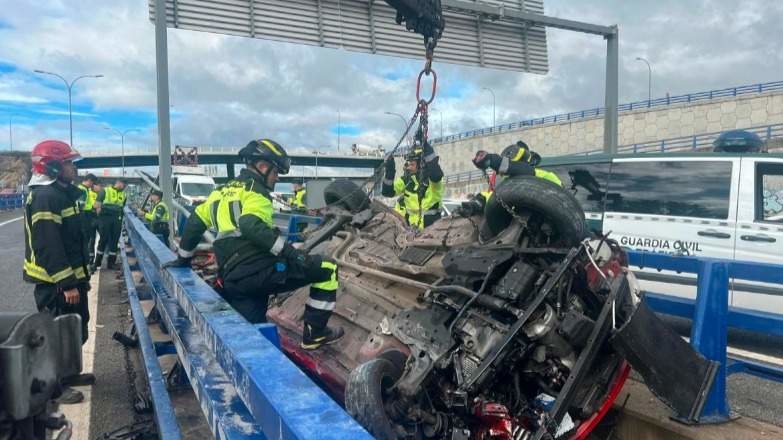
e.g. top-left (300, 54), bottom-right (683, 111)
top-left (172, 167), bottom-right (216, 206)
top-left (542, 152), bottom-right (783, 313)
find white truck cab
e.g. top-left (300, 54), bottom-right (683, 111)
top-left (542, 152), bottom-right (783, 313)
top-left (172, 166), bottom-right (216, 206)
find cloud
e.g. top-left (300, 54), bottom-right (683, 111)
top-left (0, 0), bottom-right (780, 155)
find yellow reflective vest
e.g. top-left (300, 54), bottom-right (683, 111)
top-left (391, 175), bottom-right (444, 230)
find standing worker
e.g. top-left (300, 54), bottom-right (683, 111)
top-left (23, 140), bottom-right (94, 404)
top-left (92, 178), bottom-right (127, 270)
top-left (290, 182), bottom-right (307, 211)
top-left (458, 141), bottom-right (562, 216)
top-left (77, 173), bottom-right (99, 263)
top-left (381, 139), bottom-right (444, 229)
top-left (138, 189), bottom-right (170, 246)
top-left (167, 138), bottom-right (343, 349)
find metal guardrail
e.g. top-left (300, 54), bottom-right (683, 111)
top-left (443, 122), bottom-right (783, 185)
top-left (0, 193), bottom-right (24, 210)
top-left (627, 251), bottom-right (783, 423)
top-left (122, 210), bottom-right (371, 439)
top-left (430, 80), bottom-right (783, 145)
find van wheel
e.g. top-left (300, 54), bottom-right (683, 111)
top-left (324, 179), bottom-right (370, 213)
top-left (345, 358), bottom-right (405, 440)
top-left (482, 176), bottom-right (587, 246)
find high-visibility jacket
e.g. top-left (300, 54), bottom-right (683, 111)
top-left (177, 168), bottom-right (286, 280)
top-left (389, 175), bottom-right (444, 229)
top-left (77, 184), bottom-right (97, 212)
top-left (23, 181), bottom-right (89, 288)
top-left (98, 186), bottom-right (127, 216)
top-left (393, 196), bottom-right (406, 217)
top-left (291, 189), bottom-right (306, 209)
top-left (144, 201), bottom-right (170, 224)
top-left (478, 168), bottom-right (562, 206)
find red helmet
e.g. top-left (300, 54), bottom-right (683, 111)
top-left (31, 140), bottom-right (82, 177)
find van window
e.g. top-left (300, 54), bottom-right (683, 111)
top-left (757, 163), bottom-right (783, 223)
top-left (606, 161), bottom-right (732, 219)
top-left (546, 162), bottom-right (611, 213)
top-left (180, 182), bottom-right (215, 198)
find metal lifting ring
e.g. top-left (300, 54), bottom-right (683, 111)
top-left (416, 68), bottom-right (437, 105)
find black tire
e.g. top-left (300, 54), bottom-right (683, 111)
top-left (345, 358), bottom-right (404, 440)
top-left (482, 176), bottom-right (586, 246)
top-left (324, 179), bottom-right (370, 213)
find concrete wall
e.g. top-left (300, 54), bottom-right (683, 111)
top-left (435, 90), bottom-right (783, 178)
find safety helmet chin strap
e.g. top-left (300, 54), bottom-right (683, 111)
top-left (250, 160), bottom-right (277, 191)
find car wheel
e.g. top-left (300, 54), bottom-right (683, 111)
top-left (481, 176), bottom-right (587, 246)
top-left (324, 179), bottom-right (370, 213)
top-left (345, 358), bottom-right (404, 440)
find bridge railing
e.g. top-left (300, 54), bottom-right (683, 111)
top-left (443, 122), bottom-right (783, 186)
top-left (429, 80), bottom-right (783, 145)
top-left (627, 251), bottom-right (783, 423)
top-left (122, 210), bottom-right (371, 439)
top-left (0, 193), bottom-right (24, 210)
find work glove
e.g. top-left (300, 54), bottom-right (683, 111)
top-left (163, 256), bottom-right (192, 268)
top-left (280, 242), bottom-right (308, 266)
top-left (422, 141), bottom-right (435, 157)
top-left (457, 197), bottom-right (485, 217)
top-left (472, 151), bottom-right (501, 171)
top-left (384, 158), bottom-right (396, 176)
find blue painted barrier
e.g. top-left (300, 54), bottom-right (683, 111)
top-left (627, 251), bottom-right (783, 423)
top-left (0, 193), bottom-right (24, 210)
top-left (122, 209), bottom-right (371, 439)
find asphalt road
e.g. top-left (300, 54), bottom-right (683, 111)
top-left (0, 209), bottom-right (35, 313)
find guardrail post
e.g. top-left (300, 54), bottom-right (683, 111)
top-left (690, 260), bottom-right (732, 423)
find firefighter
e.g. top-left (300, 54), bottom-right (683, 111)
top-left (138, 189), bottom-right (170, 247)
top-left (77, 173), bottom-right (99, 262)
top-left (458, 141), bottom-right (562, 216)
top-left (23, 140), bottom-right (94, 404)
top-left (381, 139), bottom-right (444, 229)
top-left (93, 178), bottom-right (127, 270)
top-left (291, 182), bottom-right (307, 211)
top-left (166, 138), bottom-right (343, 349)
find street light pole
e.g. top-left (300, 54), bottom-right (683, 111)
top-left (384, 111), bottom-right (408, 132)
top-left (481, 87), bottom-right (496, 127)
top-left (34, 70), bottom-right (103, 147)
top-left (635, 57), bottom-right (652, 103)
top-left (105, 127), bottom-right (140, 176)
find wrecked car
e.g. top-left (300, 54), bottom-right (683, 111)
top-left (262, 177), bottom-right (719, 440)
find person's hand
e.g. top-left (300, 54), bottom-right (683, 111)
top-left (472, 151), bottom-right (490, 170)
top-left (384, 158), bottom-right (396, 176)
top-left (422, 141), bottom-right (435, 156)
top-left (281, 243), bottom-right (307, 265)
top-left (63, 288), bottom-right (80, 305)
top-left (137, 209), bottom-right (145, 217)
top-left (163, 256), bottom-right (192, 268)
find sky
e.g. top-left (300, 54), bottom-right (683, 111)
top-left (0, 0), bottom-right (781, 157)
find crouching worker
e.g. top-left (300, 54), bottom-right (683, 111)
top-left (458, 140), bottom-right (562, 216)
top-left (138, 190), bottom-right (170, 247)
top-left (165, 138), bottom-right (344, 349)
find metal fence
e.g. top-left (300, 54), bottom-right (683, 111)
top-left (627, 251), bottom-right (783, 423)
top-left (443, 122), bottom-right (783, 186)
top-left (0, 193), bottom-right (24, 210)
top-left (122, 210), bottom-right (371, 439)
top-left (430, 80), bottom-right (783, 145)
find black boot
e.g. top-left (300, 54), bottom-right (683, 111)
top-left (301, 323), bottom-right (344, 350)
top-left (91, 253), bottom-right (103, 272)
top-left (55, 387), bottom-right (84, 405)
top-left (107, 254), bottom-right (117, 270)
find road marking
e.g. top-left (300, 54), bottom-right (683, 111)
top-left (60, 269), bottom-right (100, 437)
top-left (0, 216), bottom-right (23, 227)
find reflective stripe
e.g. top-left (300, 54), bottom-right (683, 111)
top-left (269, 235), bottom-right (286, 256)
top-left (32, 211), bottom-right (62, 224)
top-left (312, 260), bottom-right (338, 291)
top-left (262, 139), bottom-right (283, 156)
top-left (74, 266), bottom-right (87, 279)
top-left (210, 202), bottom-right (219, 228)
top-left (423, 209), bottom-right (440, 216)
top-left (230, 201), bottom-right (242, 227)
top-left (178, 247), bottom-right (195, 258)
top-left (305, 298), bottom-right (336, 311)
top-left (61, 207), bottom-right (77, 218)
top-left (423, 152), bottom-right (437, 162)
top-left (512, 146), bottom-right (527, 162)
top-left (24, 261), bottom-right (74, 283)
top-left (383, 178), bottom-right (394, 186)
top-left (215, 230), bottom-right (242, 240)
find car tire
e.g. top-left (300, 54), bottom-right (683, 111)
top-left (324, 179), bottom-right (370, 213)
top-left (345, 358), bottom-right (404, 440)
top-left (482, 176), bottom-right (587, 246)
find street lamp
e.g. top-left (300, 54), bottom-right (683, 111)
top-left (384, 111), bottom-right (408, 131)
top-left (635, 57), bottom-right (652, 103)
top-left (104, 127), bottom-right (140, 176)
top-left (34, 70), bottom-right (103, 147)
top-left (481, 87), bottom-right (496, 127)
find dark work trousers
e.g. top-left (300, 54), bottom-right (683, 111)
top-left (82, 211), bottom-right (98, 262)
top-left (95, 213), bottom-right (123, 267)
top-left (34, 283), bottom-right (90, 345)
top-left (221, 255), bottom-right (337, 326)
